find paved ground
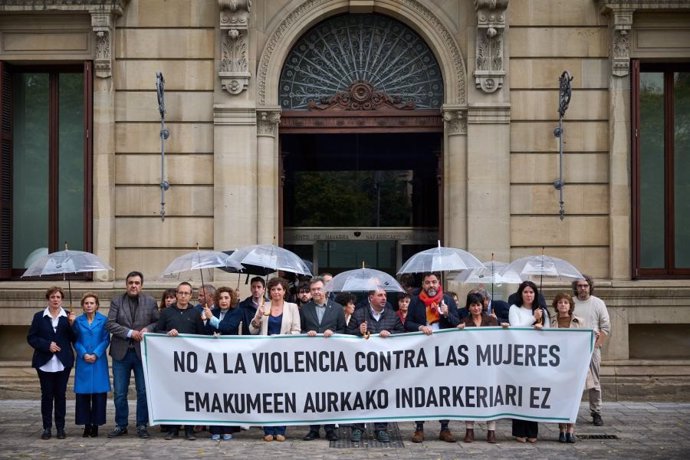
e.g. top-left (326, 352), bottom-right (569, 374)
top-left (1, 400), bottom-right (689, 459)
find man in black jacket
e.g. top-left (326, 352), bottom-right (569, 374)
top-left (236, 277), bottom-right (266, 335)
top-left (404, 272), bottom-right (461, 444)
top-left (347, 287), bottom-right (404, 444)
top-left (157, 282), bottom-right (206, 440)
top-left (300, 278), bottom-right (347, 441)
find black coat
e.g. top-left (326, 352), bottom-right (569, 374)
top-left (405, 293), bottom-right (464, 332)
top-left (27, 310), bottom-right (76, 369)
top-left (236, 297), bottom-right (260, 336)
top-left (300, 300), bottom-right (346, 334)
top-left (347, 306), bottom-right (404, 336)
top-left (205, 307), bottom-right (243, 335)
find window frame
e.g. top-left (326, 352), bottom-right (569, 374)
top-left (0, 61), bottom-right (93, 280)
top-left (632, 60), bottom-right (690, 279)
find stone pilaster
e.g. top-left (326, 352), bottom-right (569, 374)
top-left (474, 0), bottom-right (509, 93)
top-left (442, 105), bottom-right (468, 249)
top-left (218, 0), bottom-right (252, 95)
top-left (256, 108), bottom-right (281, 244)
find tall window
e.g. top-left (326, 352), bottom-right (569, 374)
top-left (0, 62), bottom-right (92, 279)
top-left (633, 61), bottom-right (690, 278)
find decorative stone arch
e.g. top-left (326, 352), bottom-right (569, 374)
top-left (256, 0), bottom-right (468, 108)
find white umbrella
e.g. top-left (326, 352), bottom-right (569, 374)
top-left (503, 254), bottom-right (583, 289)
top-left (160, 250), bottom-right (243, 276)
top-left (454, 261), bottom-right (523, 285)
top-left (227, 244), bottom-right (312, 276)
top-left (22, 246), bottom-right (113, 307)
top-left (397, 242), bottom-right (483, 274)
top-left (325, 267), bottom-right (404, 293)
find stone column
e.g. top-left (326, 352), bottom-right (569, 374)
top-left (213, 106), bottom-right (258, 251)
top-left (89, 8), bottom-right (120, 281)
top-left (608, 8), bottom-right (633, 280)
top-left (466, 105), bottom-right (511, 263)
top-left (442, 105), bottom-right (468, 249)
top-left (256, 108), bottom-right (281, 244)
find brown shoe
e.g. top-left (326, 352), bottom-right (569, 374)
top-left (487, 430), bottom-right (496, 443)
top-left (275, 434), bottom-right (286, 442)
top-left (411, 429), bottom-right (424, 443)
top-left (463, 429), bottom-right (474, 443)
top-left (439, 429), bottom-right (456, 443)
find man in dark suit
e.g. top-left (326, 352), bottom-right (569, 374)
top-left (236, 277), bottom-right (266, 335)
top-left (347, 287), bottom-right (404, 444)
top-left (300, 277), bottom-right (347, 441)
top-left (105, 271), bottom-right (159, 439)
top-left (405, 272), bottom-right (461, 444)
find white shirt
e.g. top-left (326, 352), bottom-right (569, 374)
top-left (39, 307), bottom-right (67, 373)
top-left (508, 304), bottom-right (550, 328)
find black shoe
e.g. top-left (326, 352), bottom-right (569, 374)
top-left (41, 428), bottom-right (51, 440)
top-left (350, 428), bottom-right (362, 443)
top-left (90, 425), bottom-right (99, 438)
top-left (83, 425), bottom-right (92, 437)
top-left (303, 430), bottom-right (320, 441)
top-left (107, 426), bottom-right (128, 438)
top-left (137, 425), bottom-right (150, 439)
top-left (56, 429), bottom-right (66, 439)
top-left (559, 432), bottom-right (566, 443)
top-left (165, 430), bottom-right (179, 440)
top-left (376, 430), bottom-right (391, 443)
top-left (592, 413), bottom-right (604, 426)
top-left (185, 430), bottom-right (197, 441)
top-left (325, 430), bottom-right (339, 441)
top-left (566, 433), bottom-right (576, 443)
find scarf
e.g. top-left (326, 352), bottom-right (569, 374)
top-left (419, 288), bottom-right (444, 325)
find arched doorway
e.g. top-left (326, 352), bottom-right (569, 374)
top-left (278, 14), bottom-right (444, 275)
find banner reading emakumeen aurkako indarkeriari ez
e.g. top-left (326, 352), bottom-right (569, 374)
top-left (142, 328), bottom-right (594, 426)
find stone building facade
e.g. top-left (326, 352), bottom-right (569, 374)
top-left (1, 0), bottom-right (689, 399)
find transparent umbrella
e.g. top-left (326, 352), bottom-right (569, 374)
top-left (397, 242), bottom-right (483, 274)
top-left (227, 244), bottom-right (312, 277)
top-left (160, 250), bottom-right (243, 281)
top-left (454, 261), bottom-right (523, 285)
top-left (22, 246), bottom-right (113, 308)
top-left (502, 254), bottom-right (583, 289)
top-left (325, 267), bottom-right (404, 293)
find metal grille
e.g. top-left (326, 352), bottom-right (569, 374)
top-left (330, 423), bottom-right (405, 449)
top-left (279, 14), bottom-right (443, 110)
top-left (577, 434), bottom-right (619, 440)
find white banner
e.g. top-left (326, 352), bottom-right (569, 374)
top-left (142, 328), bottom-right (594, 426)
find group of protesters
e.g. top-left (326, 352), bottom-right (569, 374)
top-left (27, 269), bottom-right (609, 445)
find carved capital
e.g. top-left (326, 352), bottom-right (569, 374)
top-left (90, 11), bottom-right (114, 78)
top-left (442, 106), bottom-right (467, 136)
top-left (610, 9), bottom-right (633, 77)
top-left (219, 0), bottom-right (251, 95)
top-left (256, 108), bottom-right (281, 137)
top-left (474, 0), bottom-right (509, 93)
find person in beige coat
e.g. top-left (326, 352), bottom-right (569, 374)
top-left (549, 292), bottom-right (594, 444)
top-left (249, 276), bottom-right (301, 441)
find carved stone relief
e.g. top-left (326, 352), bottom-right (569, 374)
top-left (219, 0), bottom-right (252, 95)
top-left (474, 0), bottom-right (509, 93)
top-left (442, 106), bottom-right (467, 136)
top-left (256, 109), bottom-right (281, 137)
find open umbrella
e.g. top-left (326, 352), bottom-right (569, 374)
top-left (454, 261), bottom-right (523, 285)
top-left (397, 242), bottom-right (483, 274)
top-left (226, 244), bottom-right (312, 277)
top-left (502, 254), bottom-right (583, 289)
top-left (160, 249), bottom-right (244, 286)
top-left (325, 267), bottom-right (404, 293)
top-left (22, 245), bottom-right (113, 308)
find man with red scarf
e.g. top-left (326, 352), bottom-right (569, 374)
top-left (404, 272), bottom-right (465, 444)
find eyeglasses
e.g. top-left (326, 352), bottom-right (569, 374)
top-left (177, 291), bottom-right (192, 296)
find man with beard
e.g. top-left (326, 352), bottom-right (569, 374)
top-left (295, 282), bottom-right (312, 307)
top-left (573, 275), bottom-right (610, 427)
top-left (106, 271), bottom-right (159, 439)
top-left (405, 272), bottom-right (462, 444)
top-left (347, 287), bottom-right (404, 443)
top-left (300, 277), bottom-right (347, 441)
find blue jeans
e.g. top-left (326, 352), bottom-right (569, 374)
top-left (112, 349), bottom-right (147, 428)
top-left (263, 426), bottom-right (286, 436)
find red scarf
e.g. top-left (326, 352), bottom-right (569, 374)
top-left (419, 288), bottom-right (444, 325)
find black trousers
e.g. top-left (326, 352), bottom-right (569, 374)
top-left (75, 393), bottom-right (107, 426)
top-left (37, 368), bottom-right (72, 430)
top-left (512, 419), bottom-right (539, 438)
top-left (309, 424), bottom-right (336, 433)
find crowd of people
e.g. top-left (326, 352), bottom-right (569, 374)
top-left (27, 270), bottom-right (610, 445)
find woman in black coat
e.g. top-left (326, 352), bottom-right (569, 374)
top-left (27, 286), bottom-right (76, 440)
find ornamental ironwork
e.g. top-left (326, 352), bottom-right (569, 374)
top-left (279, 14), bottom-right (443, 110)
